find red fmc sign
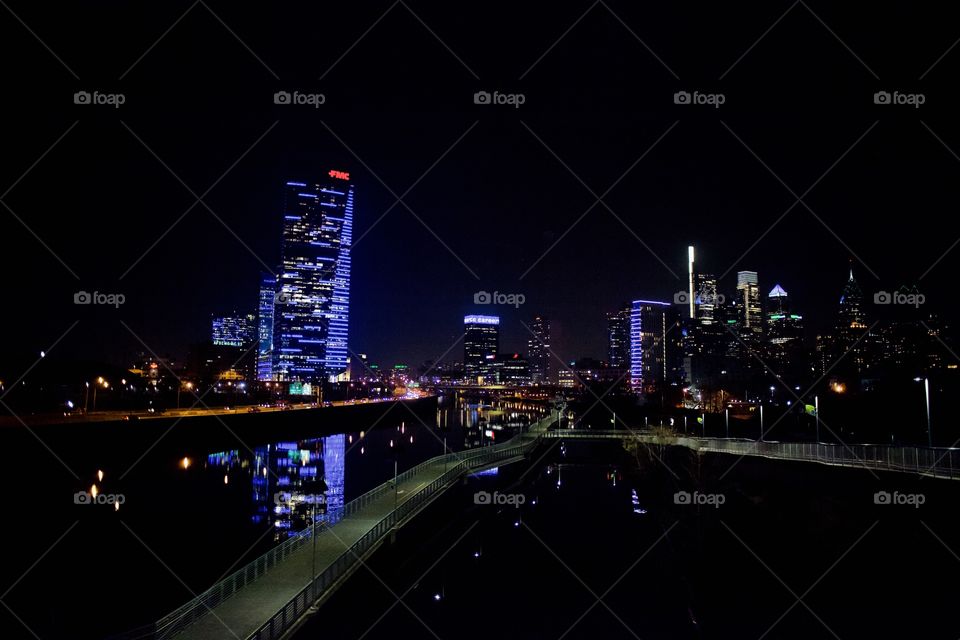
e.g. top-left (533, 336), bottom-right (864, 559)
top-left (328, 169), bottom-right (350, 180)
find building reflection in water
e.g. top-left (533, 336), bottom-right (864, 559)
top-left (207, 434), bottom-right (346, 542)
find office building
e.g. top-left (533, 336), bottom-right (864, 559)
top-left (464, 314), bottom-right (500, 383)
top-left (629, 300), bottom-right (677, 392)
top-left (257, 274), bottom-right (276, 381)
top-left (273, 172), bottom-right (355, 382)
top-left (212, 313), bottom-right (256, 347)
top-left (736, 271), bottom-right (763, 337)
top-left (607, 305), bottom-right (631, 370)
top-left (527, 316), bottom-right (551, 384)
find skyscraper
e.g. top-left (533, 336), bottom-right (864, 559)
top-left (527, 316), bottom-right (551, 384)
top-left (607, 305), bottom-right (631, 370)
top-left (212, 313), bottom-right (256, 347)
top-left (837, 268), bottom-right (867, 342)
top-left (833, 267), bottom-right (869, 375)
top-left (464, 315), bottom-right (500, 383)
top-left (257, 273), bottom-right (276, 381)
top-left (695, 273), bottom-right (719, 324)
top-left (736, 271), bottom-right (763, 337)
top-left (629, 300), bottom-right (676, 392)
top-left (766, 284), bottom-right (805, 382)
top-left (273, 172), bottom-right (355, 382)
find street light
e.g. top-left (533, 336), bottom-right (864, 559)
top-left (759, 404), bottom-right (764, 442)
top-left (814, 394), bottom-right (820, 444)
top-left (914, 377), bottom-right (932, 447)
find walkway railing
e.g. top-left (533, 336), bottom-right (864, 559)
top-left (547, 429), bottom-right (960, 479)
top-left (155, 414), bottom-right (555, 640)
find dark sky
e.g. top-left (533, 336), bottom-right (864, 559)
top-left (2, 2), bottom-right (959, 374)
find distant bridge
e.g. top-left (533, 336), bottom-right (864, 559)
top-left (545, 429), bottom-right (960, 480)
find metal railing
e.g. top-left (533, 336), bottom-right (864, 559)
top-left (546, 429), bottom-right (960, 479)
top-left (155, 415), bottom-right (554, 640)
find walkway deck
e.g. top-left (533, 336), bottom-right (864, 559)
top-left (157, 415), bottom-right (555, 640)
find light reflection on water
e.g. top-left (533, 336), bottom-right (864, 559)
top-left (203, 397), bottom-right (545, 543)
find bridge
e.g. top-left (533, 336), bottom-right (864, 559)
top-left (147, 413), bottom-right (558, 640)
top-left (545, 429), bottom-right (960, 480)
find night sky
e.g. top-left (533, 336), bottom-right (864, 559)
top-left (2, 2), bottom-right (959, 374)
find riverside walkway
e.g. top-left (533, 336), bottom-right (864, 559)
top-left (154, 414), bottom-right (556, 640)
top-left (546, 429), bottom-right (960, 480)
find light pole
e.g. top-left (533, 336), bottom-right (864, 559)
top-left (915, 377), bottom-right (932, 447)
top-left (814, 395), bottom-right (820, 444)
top-left (92, 377), bottom-right (107, 411)
top-left (759, 404), bottom-right (764, 442)
top-left (725, 408), bottom-right (729, 439)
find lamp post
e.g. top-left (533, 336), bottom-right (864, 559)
top-left (759, 404), bottom-right (764, 442)
top-left (914, 377), bottom-right (932, 447)
top-left (814, 395), bottom-right (820, 443)
top-left (725, 408), bottom-right (729, 439)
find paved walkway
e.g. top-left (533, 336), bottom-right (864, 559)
top-left (170, 419), bottom-right (554, 640)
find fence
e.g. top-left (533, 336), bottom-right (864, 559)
top-left (155, 414), bottom-right (554, 640)
top-left (547, 429), bottom-right (960, 480)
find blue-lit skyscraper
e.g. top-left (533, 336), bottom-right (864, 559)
top-left (273, 171), bottom-right (354, 382)
top-left (630, 300), bottom-right (675, 393)
top-left (257, 273), bottom-right (276, 381)
top-left (212, 313), bottom-right (256, 347)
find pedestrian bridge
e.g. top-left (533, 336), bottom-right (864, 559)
top-left (545, 429), bottom-right (960, 480)
top-left (145, 414), bottom-right (556, 640)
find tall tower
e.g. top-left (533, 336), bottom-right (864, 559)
top-left (837, 268), bottom-right (867, 340)
top-left (629, 300), bottom-right (675, 392)
top-left (606, 305), bottom-right (631, 370)
top-left (736, 271), bottom-right (763, 336)
top-left (273, 172), bottom-right (354, 382)
top-left (464, 315), bottom-right (500, 383)
top-left (257, 273), bottom-right (276, 381)
top-left (687, 245), bottom-right (696, 319)
top-left (527, 316), bottom-right (551, 384)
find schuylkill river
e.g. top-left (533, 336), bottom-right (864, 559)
top-left (4, 398), bottom-right (957, 639)
top-left (3, 396), bottom-right (541, 639)
top-left (295, 439), bottom-right (959, 640)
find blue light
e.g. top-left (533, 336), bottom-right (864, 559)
top-left (464, 314), bottom-right (500, 325)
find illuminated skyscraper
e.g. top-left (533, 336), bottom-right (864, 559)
top-left (527, 316), bottom-right (551, 384)
top-left (212, 313), bottom-right (256, 347)
top-left (257, 273), bottom-right (276, 381)
top-left (464, 315), bottom-right (499, 383)
top-left (695, 273), bottom-right (719, 324)
top-left (273, 172), bottom-right (354, 382)
top-left (767, 284), bottom-right (806, 383)
top-left (607, 305), bottom-right (631, 370)
top-left (837, 268), bottom-right (867, 341)
top-left (736, 271), bottom-right (763, 337)
top-left (629, 300), bottom-right (676, 392)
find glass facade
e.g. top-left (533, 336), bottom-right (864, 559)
top-left (464, 315), bottom-right (499, 383)
top-left (212, 313), bottom-right (256, 347)
top-left (273, 174), bottom-right (354, 382)
top-left (257, 274), bottom-right (276, 381)
top-left (629, 300), bottom-right (672, 392)
top-left (527, 315), bottom-right (550, 384)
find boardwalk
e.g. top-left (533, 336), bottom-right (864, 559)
top-left (547, 429), bottom-right (960, 479)
top-left (157, 415), bottom-right (555, 640)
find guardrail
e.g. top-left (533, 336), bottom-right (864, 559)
top-left (547, 429), bottom-right (960, 479)
top-left (154, 414), bottom-right (555, 640)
